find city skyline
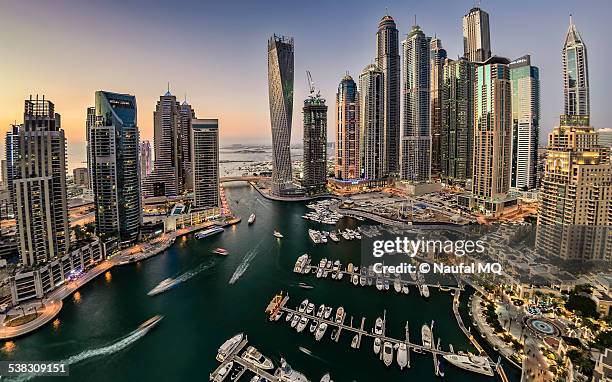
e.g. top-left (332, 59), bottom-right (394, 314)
top-left (1, 1), bottom-right (611, 170)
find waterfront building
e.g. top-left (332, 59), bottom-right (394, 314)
top-left (334, 74), bottom-right (360, 179)
top-left (401, 24), bottom-right (431, 182)
top-left (463, 7), bottom-right (491, 63)
top-left (4, 124), bottom-right (20, 207)
top-left (441, 58), bottom-right (475, 185)
top-left (359, 64), bottom-right (385, 180)
top-left (268, 34), bottom-right (294, 195)
top-left (89, 91), bottom-right (141, 246)
top-left (430, 37), bottom-right (447, 178)
top-left (510, 55), bottom-right (540, 190)
top-left (73, 167), bottom-right (89, 188)
top-left (376, 14), bottom-right (401, 177)
top-left (563, 16), bottom-right (589, 117)
top-left (13, 96), bottom-right (69, 267)
top-left (536, 117), bottom-right (612, 261)
top-left (191, 119), bottom-right (220, 210)
top-left (139, 140), bottom-right (152, 184)
top-left (85, 106), bottom-right (95, 190)
top-left (302, 91), bottom-right (328, 194)
top-left (179, 100), bottom-right (196, 191)
top-left (0, 159), bottom-right (6, 191)
top-left (598, 128), bottom-right (612, 150)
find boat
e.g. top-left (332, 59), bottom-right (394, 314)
top-left (394, 278), bottom-right (402, 293)
top-left (250, 376), bottom-right (260, 382)
top-left (212, 361), bottom-right (233, 382)
top-left (275, 359), bottom-right (309, 382)
top-left (376, 278), bottom-right (383, 291)
top-left (330, 328), bottom-right (339, 341)
top-left (299, 282), bottom-right (314, 290)
top-left (298, 300), bottom-right (308, 313)
top-left (323, 306), bottom-right (333, 319)
top-left (335, 307), bottom-right (345, 323)
top-left (242, 346), bottom-right (274, 370)
top-left (316, 304), bottom-right (325, 318)
top-left (315, 322), bottom-right (327, 341)
top-left (402, 285), bottom-right (410, 294)
top-left (442, 353), bottom-right (494, 377)
top-left (384, 279), bottom-right (390, 290)
top-left (397, 343), bottom-right (408, 369)
top-left (373, 337), bottom-right (381, 354)
top-left (212, 248), bottom-right (229, 256)
top-left (352, 274), bottom-right (359, 285)
top-left (196, 226), bottom-right (224, 239)
top-left (273, 230), bottom-right (284, 238)
top-left (359, 275), bottom-right (367, 286)
top-left (285, 312), bottom-right (294, 322)
top-left (309, 320), bottom-right (318, 333)
top-left (216, 333), bottom-right (243, 362)
top-left (374, 317), bottom-right (383, 335)
top-left (273, 311), bottom-right (283, 321)
top-left (382, 342), bottom-right (393, 367)
top-left (296, 316), bottom-right (309, 332)
top-left (337, 271), bottom-right (344, 281)
top-left (290, 315), bottom-right (300, 328)
top-left (138, 314), bottom-right (164, 331)
top-left (347, 263), bottom-right (353, 273)
top-left (316, 268), bottom-right (323, 278)
top-left (420, 284), bottom-right (430, 298)
top-left (350, 334), bottom-right (359, 348)
top-left (308, 229), bottom-right (321, 244)
top-left (329, 232), bottom-right (340, 242)
top-left (421, 324), bottom-right (432, 349)
top-left (320, 373), bottom-right (331, 382)
top-left (148, 278), bottom-right (179, 296)
top-left (248, 213), bottom-right (256, 224)
top-left (306, 303), bottom-right (315, 315)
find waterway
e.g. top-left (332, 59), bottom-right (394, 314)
top-left (1, 182), bottom-right (520, 381)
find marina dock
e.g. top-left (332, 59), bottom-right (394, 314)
top-left (209, 337), bottom-right (280, 382)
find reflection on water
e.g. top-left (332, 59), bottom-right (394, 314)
top-left (2, 341), bottom-right (16, 354)
top-left (72, 292), bottom-right (81, 304)
top-left (53, 318), bottom-right (61, 331)
top-left (104, 271), bottom-right (112, 284)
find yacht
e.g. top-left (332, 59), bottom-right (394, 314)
top-left (359, 275), bottom-right (367, 286)
top-left (376, 278), bottom-right (384, 291)
top-left (308, 229), bottom-right (321, 244)
top-left (329, 232), bottom-right (340, 242)
top-left (421, 324), bottom-right (432, 349)
top-left (285, 312), bottom-right (294, 322)
top-left (309, 320), bottom-right (318, 333)
top-left (402, 285), bottom-right (410, 294)
top-left (316, 304), bottom-right (325, 318)
top-left (382, 342), bottom-right (393, 367)
top-left (298, 299), bottom-right (308, 313)
top-left (138, 315), bottom-right (164, 331)
top-left (320, 373), bottom-right (331, 382)
top-left (397, 343), bottom-right (408, 370)
top-left (273, 230), bottom-right (284, 238)
top-left (290, 315), bottom-right (300, 328)
top-left (352, 274), bottom-right (359, 285)
top-left (341, 231), bottom-right (350, 240)
top-left (350, 334), bottom-right (359, 348)
top-left (196, 226), bottom-right (224, 239)
top-left (216, 333), bottom-right (243, 362)
top-left (323, 306), bottom-right (333, 319)
top-left (347, 263), bottom-right (354, 273)
top-left (212, 248), bottom-right (229, 256)
top-left (275, 359), bottom-right (309, 382)
top-left (394, 278), bottom-right (402, 293)
top-left (248, 213), bottom-right (256, 224)
top-left (306, 303), bottom-right (315, 315)
top-left (148, 278), bottom-right (179, 296)
top-left (335, 307), bottom-right (345, 323)
top-left (337, 271), bottom-right (344, 281)
top-left (242, 346), bottom-right (274, 370)
top-left (420, 284), bottom-right (430, 298)
top-left (250, 376), bottom-right (260, 382)
top-left (212, 361), bottom-right (233, 382)
top-left (296, 316), bottom-right (309, 332)
top-left (299, 282), bottom-right (314, 290)
top-left (384, 279), bottom-right (390, 290)
top-left (315, 322), bottom-right (327, 341)
top-left (442, 353), bottom-right (494, 376)
top-left (316, 268), bottom-right (323, 278)
top-left (374, 317), bottom-right (383, 335)
top-left (373, 337), bottom-right (381, 354)
top-left (273, 311), bottom-right (283, 321)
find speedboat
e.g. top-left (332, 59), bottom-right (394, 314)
top-left (298, 299), bottom-right (308, 313)
top-left (296, 317), bottom-right (309, 333)
top-left (275, 359), bottom-right (309, 382)
top-left (335, 307), bottom-right (345, 323)
top-left (329, 232), bottom-right (339, 242)
top-left (290, 315), bottom-right (300, 328)
top-left (384, 279), bottom-right (390, 290)
top-left (212, 248), bottom-right (229, 256)
top-left (337, 271), bottom-right (344, 280)
top-left (397, 343), bottom-right (408, 369)
top-left (216, 333), bottom-right (243, 362)
top-left (402, 284), bottom-right (410, 294)
top-left (422, 324), bottom-right (432, 349)
top-left (376, 278), bottom-right (383, 291)
top-left (315, 322), bottom-right (328, 341)
top-left (394, 278), bottom-right (401, 293)
top-left (316, 304), bottom-right (325, 318)
top-left (299, 282), bottom-right (314, 290)
top-left (273, 311), bottom-right (283, 321)
top-left (306, 303), bottom-right (315, 315)
top-left (138, 314), bottom-right (163, 331)
top-left (273, 230), bottom-right (284, 238)
top-left (350, 334), bottom-right (359, 349)
top-left (352, 274), bottom-right (359, 285)
top-left (442, 353), bottom-right (494, 376)
top-left (373, 337), bottom-right (381, 354)
top-left (309, 320), bottom-right (318, 333)
top-left (374, 317), bottom-right (383, 335)
top-left (212, 361), bottom-right (233, 382)
top-left (196, 226), bottom-right (224, 239)
top-left (248, 213), bottom-right (256, 224)
top-left (323, 306), bottom-right (333, 319)
top-left (242, 346), bottom-right (274, 370)
top-left (320, 373), bottom-right (331, 382)
top-left (382, 342), bottom-right (393, 367)
top-left (285, 312), bottom-right (294, 322)
top-left (148, 278), bottom-right (178, 296)
top-left (347, 263), bottom-right (353, 273)
top-left (316, 268), bottom-right (323, 278)
top-left (420, 284), bottom-right (430, 298)
top-left (359, 275), bottom-right (367, 286)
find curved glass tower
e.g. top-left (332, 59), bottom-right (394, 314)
top-left (335, 74), bottom-right (360, 179)
top-left (563, 16), bottom-right (589, 117)
top-left (268, 34), bottom-right (294, 195)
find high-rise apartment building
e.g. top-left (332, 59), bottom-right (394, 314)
top-left (85, 106), bottom-right (95, 190)
top-left (359, 64), bottom-right (386, 180)
top-left (376, 14), bottom-right (401, 177)
top-left (191, 119), bottom-right (219, 210)
top-left (510, 55), bottom-right (540, 190)
top-left (268, 34), bottom-right (294, 195)
top-left (13, 96), bottom-right (69, 266)
top-left (89, 91), bottom-right (141, 245)
top-left (598, 128), bottom-right (612, 149)
top-left (302, 91), bottom-right (328, 195)
top-left (430, 37), bottom-right (447, 178)
top-left (441, 58), bottom-right (475, 185)
top-left (139, 140), bottom-right (152, 183)
top-left (563, 16), bottom-right (589, 117)
top-left (401, 24), bottom-right (431, 182)
top-left (335, 74), bottom-right (360, 180)
top-left (463, 7), bottom-right (492, 63)
top-left (4, 124), bottom-right (20, 207)
top-left (0, 159), bottom-right (6, 191)
top-left (179, 101), bottom-right (196, 191)
top-left (73, 167), bottom-right (89, 188)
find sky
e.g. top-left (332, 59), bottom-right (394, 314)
top-left (1, 0), bottom-right (611, 169)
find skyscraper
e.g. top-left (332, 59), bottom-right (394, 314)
top-left (85, 106), bottom-right (95, 190)
top-left (510, 55), bottom-right (540, 190)
top-left (179, 100), bottom-right (196, 191)
top-left (89, 91), bottom-right (141, 245)
top-left (191, 119), bottom-right (219, 210)
top-left (4, 124), bottom-right (20, 207)
top-left (139, 140), bottom-right (152, 183)
top-left (401, 24), bottom-right (431, 182)
top-left (143, 90), bottom-right (182, 198)
top-left (563, 16), bottom-right (589, 117)
top-left (463, 7), bottom-right (491, 63)
top-left (268, 34), bottom-right (294, 195)
top-left (335, 74), bottom-right (360, 179)
top-left (302, 90), bottom-right (328, 195)
top-left (13, 96), bottom-right (69, 266)
top-left (376, 14), bottom-right (401, 177)
top-left (471, 57), bottom-right (513, 215)
top-left (430, 37), bottom-right (447, 178)
top-left (359, 64), bottom-right (385, 180)
top-left (441, 58), bottom-right (475, 185)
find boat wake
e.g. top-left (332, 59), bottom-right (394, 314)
top-left (298, 346), bottom-right (329, 364)
top-left (6, 326), bottom-right (149, 382)
top-left (228, 238), bottom-right (264, 284)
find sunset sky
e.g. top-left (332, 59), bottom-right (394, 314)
top-left (1, 0), bottom-right (610, 169)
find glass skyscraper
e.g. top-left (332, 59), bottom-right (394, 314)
top-left (335, 74), bottom-right (360, 180)
top-left (462, 7), bottom-right (491, 63)
top-left (563, 16), bottom-right (589, 117)
top-left (359, 64), bottom-right (385, 180)
top-left (302, 92), bottom-right (328, 195)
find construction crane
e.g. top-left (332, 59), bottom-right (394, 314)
top-left (306, 71), bottom-right (320, 97)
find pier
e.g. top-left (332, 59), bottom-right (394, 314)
top-left (209, 337), bottom-right (279, 382)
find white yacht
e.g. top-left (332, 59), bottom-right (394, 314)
top-left (320, 373), bottom-right (331, 382)
top-left (290, 315), bottom-right (300, 328)
top-left (351, 274), bottom-right (359, 285)
top-left (402, 285), bottom-right (410, 294)
top-left (242, 346), bottom-right (274, 370)
top-left (374, 317), bottom-right (383, 335)
top-left (421, 324), bottom-right (432, 349)
top-left (212, 361), bottom-right (233, 382)
top-left (323, 306), bottom-right (333, 319)
top-left (316, 267), bottom-right (323, 278)
top-left (309, 320), bottom-right (318, 333)
top-left (329, 232), bottom-right (339, 242)
top-left (285, 312), bottom-right (294, 322)
top-left (376, 278), bottom-right (384, 291)
top-left (248, 213), bottom-right (256, 225)
top-left (216, 333), bottom-right (244, 362)
top-left (350, 334), bottom-right (359, 348)
top-left (382, 342), bottom-right (393, 367)
top-left (420, 284), bottom-right (430, 298)
top-left (373, 337), bottom-right (381, 354)
top-left (298, 299), bottom-right (308, 313)
top-left (347, 263), bottom-right (354, 273)
top-left (316, 304), bottom-right (325, 318)
top-left (442, 353), bottom-right (494, 376)
top-left (397, 343), bottom-right (408, 370)
top-left (275, 359), bottom-right (309, 382)
top-left (306, 303), bottom-right (315, 315)
top-left (250, 376), bottom-right (260, 382)
top-left (315, 322), bottom-right (327, 341)
top-left (394, 278), bottom-right (402, 293)
top-left (273, 230), bottom-right (284, 238)
top-left (148, 278), bottom-right (179, 296)
top-left (196, 226), bottom-right (224, 239)
top-left (308, 229), bottom-right (321, 244)
top-left (296, 316), bottom-right (309, 332)
top-left (335, 307), bottom-right (345, 323)
top-left (337, 271), bottom-right (344, 281)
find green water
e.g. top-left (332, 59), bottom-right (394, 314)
top-left (1, 183), bottom-right (519, 381)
